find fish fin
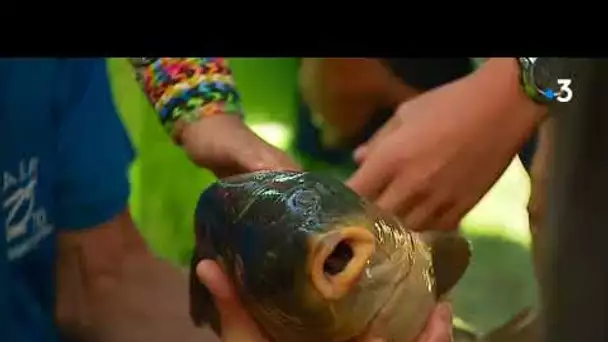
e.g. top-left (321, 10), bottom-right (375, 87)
top-left (427, 231), bottom-right (471, 299)
top-left (479, 307), bottom-right (540, 342)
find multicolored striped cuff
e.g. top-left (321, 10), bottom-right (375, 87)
top-left (128, 57), bottom-right (244, 141)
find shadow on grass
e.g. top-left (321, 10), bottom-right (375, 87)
top-left (452, 232), bottom-right (538, 335)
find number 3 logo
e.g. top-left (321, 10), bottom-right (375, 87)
top-left (556, 79), bottom-right (573, 103)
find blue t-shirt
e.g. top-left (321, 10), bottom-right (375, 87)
top-left (0, 59), bottom-right (134, 342)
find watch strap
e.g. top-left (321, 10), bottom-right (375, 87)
top-left (517, 57), bottom-right (552, 105)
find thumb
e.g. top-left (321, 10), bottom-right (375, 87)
top-left (353, 144), bottom-right (369, 164)
top-left (416, 303), bottom-right (453, 342)
top-left (196, 260), bottom-right (238, 306)
top-left (196, 260), bottom-right (266, 341)
top-left (361, 111), bottom-right (403, 152)
top-left (347, 146), bottom-right (392, 200)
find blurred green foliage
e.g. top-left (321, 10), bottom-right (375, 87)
top-left (107, 58), bottom-right (537, 335)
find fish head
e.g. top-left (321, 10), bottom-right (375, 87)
top-left (190, 171), bottom-right (470, 342)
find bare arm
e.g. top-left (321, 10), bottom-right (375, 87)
top-left (127, 57), bottom-right (298, 176)
top-left (299, 58), bottom-right (418, 147)
top-left (128, 57), bottom-right (243, 143)
top-left (55, 209), bottom-right (220, 342)
top-left (347, 58), bottom-right (550, 230)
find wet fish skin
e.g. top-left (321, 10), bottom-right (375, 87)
top-left (190, 170), bottom-right (470, 342)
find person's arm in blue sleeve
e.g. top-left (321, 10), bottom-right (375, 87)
top-left (52, 59), bottom-right (220, 342)
top-left (127, 58), bottom-right (299, 178)
top-left (54, 58), bottom-right (134, 230)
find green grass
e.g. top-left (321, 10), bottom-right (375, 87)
top-left (454, 158), bottom-right (538, 334)
top-left (107, 58), bottom-right (537, 335)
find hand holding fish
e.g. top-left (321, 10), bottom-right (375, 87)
top-left (181, 115), bottom-right (300, 178)
top-left (196, 260), bottom-right (454, 342)
top-left (129, 57), bottom-right (300, 179)
top-left (412, 304), bottom-right (454, 342)
top-left (195, 260), bottom-right (267, 342)
top-left (190, 171), bottom-right (469, 342)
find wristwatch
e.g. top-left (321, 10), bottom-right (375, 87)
top-left (517, 57), bottom-right (564, 105)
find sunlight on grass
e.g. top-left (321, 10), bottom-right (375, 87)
top-left (249, 121), bottom-right (293, 150)
top-left (453, 157), bottom-right (536, 333)
top-left (454, 316), bottom-right (480, 336)
top-left (462, 157), bottom-right (532, 247)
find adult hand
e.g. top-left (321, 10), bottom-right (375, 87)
top-left (180, 115), bottom-right (300, 178)
top-left (411, 304), bottom-right (453, 342)
top-left (354, 303), bottom-right (453, 342)
top-left (196, 260), bottom-right (452, 342)
top-left (348, 58), bottom-right (547, 231)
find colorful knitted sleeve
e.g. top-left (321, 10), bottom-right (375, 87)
top-left (128, 57), bottom-right (243, 142)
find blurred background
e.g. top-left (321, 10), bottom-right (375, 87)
top-left (108, 58), bottom-right (537, 336)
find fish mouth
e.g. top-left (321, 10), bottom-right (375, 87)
top-left (309, 226), bottom-right (376, 300)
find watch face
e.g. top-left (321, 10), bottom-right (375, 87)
top-left (529, 58), bottom-right (570, 98)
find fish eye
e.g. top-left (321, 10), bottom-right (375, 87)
top-left (288, 190), bottom-right (321, 212)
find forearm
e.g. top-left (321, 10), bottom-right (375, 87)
top-left (129, 57), bottom-right (243, 143)
top-left (86, 250), bottom-right (218, 342)
top-left (299, 58), bottom-right (418, 146)
top-left (56, 211), bottom-right (219, 342)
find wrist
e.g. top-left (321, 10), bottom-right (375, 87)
top-left (130, 57), bottom-right (245, 143)
top-left (178, 114), bottom-right (254, 169)
top-left (463, 58), bottom-right (548, 156)
top-left (180, 114), bottom-right (245, 147)
top-left (474, 58), bottom-right (548, 122)
top-left (172, 102), bottom-right (243, 144)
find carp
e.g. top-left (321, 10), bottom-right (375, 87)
top-left (189, 170), bottom-right (471, 342)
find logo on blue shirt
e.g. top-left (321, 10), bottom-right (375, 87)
top-left (2, 157), bottom-right (53, 260)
